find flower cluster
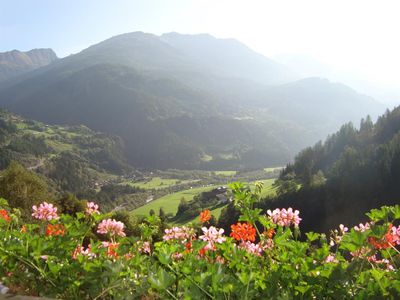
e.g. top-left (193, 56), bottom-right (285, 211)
top-left (230, 222), bottom-right (256, 242)
top-left (239, 241), bottom-right (263, 256)
top-left (267, 207), bottom-right (301, 227)
top-left (330, 224), bottom-right (348, 246)
top-left (199, 209), bottom-right (211, 223)
top-left (368, 224), bottom-right (400, 249)
top-left (137, 241), bottom-right (151, 254)
top-left (199, 226), bottom-right (226, 250)
top-left (45, 224), bottom-right (66, 237)
top-left (72, 245), bottom-right (96, 260)
top-left (32, 202), bottom-right (59, 221)
top-left (368, 255), bottom-right (395, 271)
top-left (354, 222), bottom-right (371, 232)
top-left (100, 242), bottom-right (119, 258)
top-left (163, 226), bottom-right (195, 243)
top-left (97, 219), bottom-right (126, 237)
top-left (0, 209), bottom-right (10, 223)
top-left (86, 202), bottom-right (100, 216)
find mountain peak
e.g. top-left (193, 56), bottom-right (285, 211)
top-left (0, 48), bottom-right (58, 81)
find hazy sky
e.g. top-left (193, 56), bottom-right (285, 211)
top-left (1, 0), bottom-right (400, 87)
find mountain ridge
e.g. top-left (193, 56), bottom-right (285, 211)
top-left (0, 32), bottom-right (385, 169)
top-left (0, 48), bottom-right (57, 81)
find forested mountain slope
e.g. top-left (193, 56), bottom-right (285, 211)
top-left (0, 109), bottom-right (130, 194)
top-left (0, 32), bottom-right (384, 169)
top-left (257, 106), bottom-right (400, 233)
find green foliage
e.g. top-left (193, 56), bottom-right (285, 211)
top-left (0, 161), bottom-right (52, 218)
top-left (1, 185), bottom-right (400, 299)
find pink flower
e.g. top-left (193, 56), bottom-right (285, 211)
top-left (32, 202), bottom-right (59, 221)
top-left (40, 255), bottom-right (49, 260)
top-left (137, 241), bottom-right (151, 254)
top-left (72, 245), bottom-right (96, 260)
top-left (86, 201), bottom-right (100, 215)
top-left (239, 241), bottom-right (263, 256)
top-left (199, 226), bottom-right (226, 250)
top-left (172, 252), bottom-right (183, 260)
top-left (163, 226), bottom-right (195, 243)
top-left (325, 254), bottom-right (338, 263)
top-left (267, 208), bottom-right (301, 227)
top-left (353, 222), bottom-right (370, 232)
top-left (97, 219), bottom-right (126, 237)
top-left (391, 225), bottom-right (400, 245)
top-left (330, 224), bottom-right (349, 246)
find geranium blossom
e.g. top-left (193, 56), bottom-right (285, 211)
top-left (239, 241), bottom-right (263, 256)
top-left (330, 224), bottom-right (349, 246)
top-left (325, 254), bottom-right (339, 263)
top-left (163, 226), bottom-right (195, 243)
top-left (368, 224), bottom-right (400, 249)
top-left (137, 241), bottom-right (151, 254)
top-left (86, 201), bottom-right (100, 215)
top-left (100, 241), bottom-right (119, 258)
top-left (199, 226), bottom-right (226, 250)
top-left (230, 222), bottom-right (256, 242)
top-left (72, 245), bottom-right (96, 260)
top-left (0, 209), bottom-right (11, 223)
top-left (199, 209), bottom-right (211, 223)
top-left (267, 208), bottom-right (301, 227)
top-left (45, 224), bottom-right (66, 237)
top-left (97, 219), bottom-right (126, 237)
top-left (353, 222), bottom-right (370, 232)
top-left (32, 202), bottom-right (59, 221)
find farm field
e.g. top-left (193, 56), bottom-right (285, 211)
top-left (121, 177), bottom-right (198, 190)
top-left (132, 178), bottom-right (277, 220)
top-left (132, 185), bottom-right (219, 216)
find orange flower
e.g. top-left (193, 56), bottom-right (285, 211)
top-left (0, 209), bottom-right (11, 223)
top-left (368, 224), bottom-right (396, 250)
top-left (21, 225), bottom-right (27, 233)
top-left (230, 222), bottom-right (256, 242)
top-left (199, 209), bottom-right (211, 223)
top-left (45, 224), bottom-right (66, 237)
top-left (263, 228), bottom-right (275, 239)
top-left (106, 243), bottom-right (119, 258)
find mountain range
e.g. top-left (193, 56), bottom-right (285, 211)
top-left (0, 48), bottom-right (57, 81)
top-left (0, 32), bottom-right (385, 169)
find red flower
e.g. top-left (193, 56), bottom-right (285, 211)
top-left (230, 222), bottom-right (256, 242)
top-left (198, 247), bottom-right (207, 257)
top-left (185, 241), bottom-right (192, 254)
top-left (368, 224), bottom-right (396, 250)
top-left (199, 210), bottom-right (211, 223)
top-left (45, 224), bottom-right (66, 237)
top-left (0, 209), bottom-right (11, 223)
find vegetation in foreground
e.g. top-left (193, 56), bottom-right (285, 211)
top-left (1, 183), bottom-right (400, 299)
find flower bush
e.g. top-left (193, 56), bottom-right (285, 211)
top-left (0, 183), bottom-right (400, 299)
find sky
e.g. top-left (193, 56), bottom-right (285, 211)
top-left (1, 0), bottom-right (400, 89)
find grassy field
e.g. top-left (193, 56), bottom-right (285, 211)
top-left (132, 185), bottom-right (218, 216)
top-left (133, 178), bottom-right (277, 219)
top-left (264, 167), bottom-right (283, 173)
top-left (250, 178), bottom-right (277, 198)
top-left (214, 170), bottom-right (237, 176)
top-left (122, 177), bottom-right (197, 190)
